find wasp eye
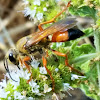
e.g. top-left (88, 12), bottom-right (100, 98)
top-left (9, 53), bottom-right (16, 62)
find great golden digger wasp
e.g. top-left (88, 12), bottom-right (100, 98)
top-left (4, 1), bottom-right (84, 91)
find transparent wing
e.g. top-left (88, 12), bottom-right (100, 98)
top-left (26, 18), bottom-right (77, 46)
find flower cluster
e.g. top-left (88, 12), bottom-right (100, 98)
top-left (0, 54), bottom-right (86, 100)
top-left (22, 0), bottom-right (60, 21)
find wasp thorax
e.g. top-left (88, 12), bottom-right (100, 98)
top-left (6, 48), bottom-right (19, 65)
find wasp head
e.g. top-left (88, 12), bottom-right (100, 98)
top-left (6, 48), bottom-right (19, 65)
top-left (4, 48), bottom-right (20, 82)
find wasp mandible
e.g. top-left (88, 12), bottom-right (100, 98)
top-left (4, 1), bottom-right (84, 91)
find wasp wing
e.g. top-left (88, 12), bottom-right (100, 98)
top-left (26, 18), bottom-right (77, 47)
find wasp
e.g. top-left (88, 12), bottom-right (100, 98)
top-left (4, 1), bottom-right (84, 91)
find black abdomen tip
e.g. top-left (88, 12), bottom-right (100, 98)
top-left (68, 28), bottom-right (85, 41)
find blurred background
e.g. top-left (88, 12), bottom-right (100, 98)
top-left (0, 0), bottom-right (39, 80)
top-left (0, 0), bottom-right (94, 100)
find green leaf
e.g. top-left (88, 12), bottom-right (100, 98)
top-left (83, 28), bottom-right (94, 36)
top-left (69, 6), bottom-right (96, 19)
top-left (69, 44), bottom-right (96, 64)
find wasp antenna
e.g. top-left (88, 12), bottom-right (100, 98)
top-left (17, 65), bottom-right (20, 70)
top-left (4, 58), bottom-right (18, 82)
top-left (4, 58), bottom-right (9, 72)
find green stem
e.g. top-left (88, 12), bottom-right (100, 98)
top-left (70, 53), bottom-right (98, 64)
top-left (94, 29), bottom-right (100, 93)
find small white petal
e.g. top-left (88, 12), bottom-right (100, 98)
top-left (23, 7), bottom-right (31, 17)
top-left (52, 93), bottom-right (59, 100)
top-left (44, 84), bottom-right (52, 93)
top-left (0, 76), bottom-right (7, 88)
top-left (33, 0), bottom-right (41, 6)
top-left (29, 80), bottom-right (40, 94)
top-left (19, 69), bottom-right (31, 80)
top-left (46, 3), bottom-right (49, 7)
top-left (22, 0), bottom-right (29, 5)
top-left (39, 67), bottom-right (47, 74)
top-left (71, 74), bottom-right (86, 81)
top-left (28, 97), bottom-right (34, 100)
top-left (6, 70), bottom-right (20, 82)
top-left (36, 13), bottom-right (43, 20)
top-left (56, 42), bottom-right (63, 47)
top-left (63, 83), bottom-right (73, 91)
top-left (43, 7), bottom-right (47, 11)
top-left (0, 89), bottom-right (9, 98)
top-left (31, 57), bottom-right (40, 69)
top-left (29, 80), bottom-right (37, 87)
top-left (55, 68), bottom-right (59, 72)
top-left (34, 7), bottom-right (37, 10)
top-left (10, 81), bottom-right (20, 90)
top-left (32, 88), bottom-right (39, 94)
top-left (8, 97), bottom-right (11, 100)
top-left (30, 10), bottom-right (36, 18)
top-left (14, 91), bottom-right (25, 99)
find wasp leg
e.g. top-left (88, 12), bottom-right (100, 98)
top-left (22, 56), bottom-right (33, 83)
top-left (52, 50), bottom-right (84, 76)
top-left (38, 1), bottom-right (71, 31)
top-left (42, 56), bottom-right (55, 91)
top-left (19, 57), bottom-right (23, 67)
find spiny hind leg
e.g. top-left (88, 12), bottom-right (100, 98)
top-left (52, 50), bottom-right (84, 76)
top-left (22, 56), bottom-right (33, 83)
top-left (42, 56), bottom-right (55, 91)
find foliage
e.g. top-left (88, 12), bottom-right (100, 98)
top-left (0, 0), bottom-right (100, 100)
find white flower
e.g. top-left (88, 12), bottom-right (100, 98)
top-left (19, 69), bottom-right (31, 80)
top-left (14, 91), bottom-right (25, 99)
top-left (44, 84), bottom-right (52, 93)
top-left (31, 57), bottom-right (40, 69)
top-left (22, 91), bottom-right (26, 96)
top-left (39, 67), bottom-right (47, 74)
top-left (28, 97), bottom-right (34, 100)
top-left (23, 0), bottom-right (29, 5)
top-left (23, 7), bottom-right (37, 20)
top-left (43, 7), bottom-right (47, 11)
top-left (55, 68), bottom-right (59, 72)
top-left (10, 80), bottom-right (20, 90)
top-left (46, 3), bottom-right (49, 7)
top-left (8, 97), bottom-right (11, 100)
top-left (23, 7), bottom-right (32, 17)
top-left (6, 67), bottom-right (31, 89)
top-left (33, 0), bottom-right (41, 6)
top-left (6, 70), bottom-right (20, 90)
top-left (63, 83), bottom-right (73, 91)
top-left (71, 74), bottom-right (86, 81)
top-left (29, 80), bottom-right (40, 94)
top-left (52, 93), bottom-right (59, 100)
top-left (39, 75), bottom-right (47, 81)
top-left (36, 13), bottom-right (43, 20)
top-left (32, 88), bottom-right (39, 94)
top-left (63, 83), bottom-right (73, 96)
top-left (29, 80), bottom-right (38, 87)
top-left (30, 10), bottom-right (36, 19)
top-left (0, 88), bottom-right (10, 98)
top-left (0, 76), bottom-right (7, 88)
top-left (56, 42), bottom-right (63, 47)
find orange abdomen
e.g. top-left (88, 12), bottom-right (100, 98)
top-left (52, 28), bottom-right (85, 42)
top-left (52, 31), bottom-right (69, 42)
